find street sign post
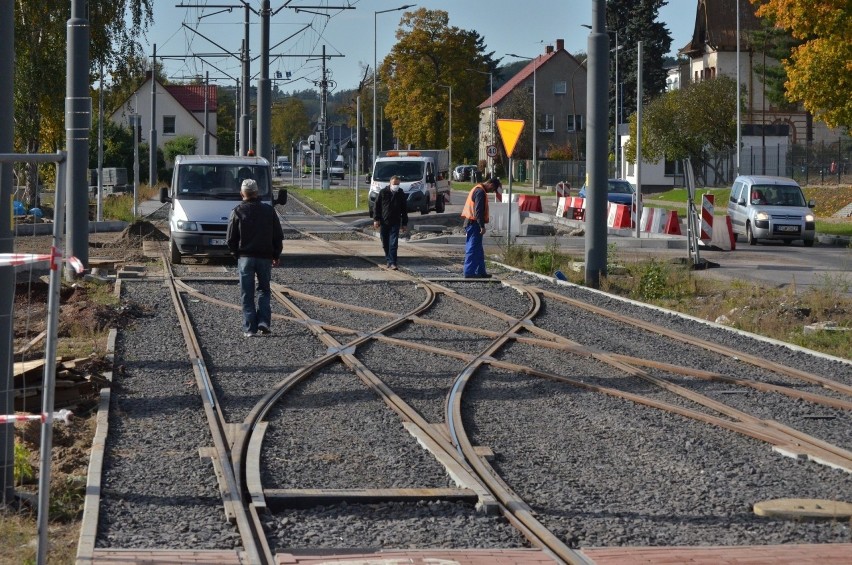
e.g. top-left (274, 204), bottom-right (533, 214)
top-left (496, 119), bottom-right (525, 247)
top-left (486, 144), bottom-right (498, 158)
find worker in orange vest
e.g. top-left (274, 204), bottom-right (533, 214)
top-left (460, 176), bottom-right (501, 278)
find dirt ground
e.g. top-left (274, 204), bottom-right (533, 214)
top-left (3, 221), bottom-right (167, 564)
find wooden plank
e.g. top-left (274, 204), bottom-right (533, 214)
top-left (264, 487), bottom-right (478, 508)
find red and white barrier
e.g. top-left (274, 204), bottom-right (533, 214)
top-left (606, 202), bottom-right (633, 229)
top-left (700, 194), bottom-right (714, 243)
top-left (710, 215), bottom-right (737, 251)
top-left (640, 207), bottom-right (666, 233)
top-left (0, 248), bottom-right (84, 273)
top-left (556, 196), bottom-right (586, 220)
top-left (0, 409), bottom-right (73, 425)
top-left (555, 181), bottom-right (570, 198)
top-left (664, 210), bottom-right (682, 235)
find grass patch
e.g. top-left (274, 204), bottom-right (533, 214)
top-left (816, 220), bottom-right (852, 237)
top-left (288, 188), bottom-right (369, 214)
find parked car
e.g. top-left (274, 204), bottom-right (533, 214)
top-left (452, 165), bottom-right (478, 182)
top-left (578, 179), bottom-right (635, 205)
top-left (726, 175), bottom-right (815, 246)
top-left (279, 163), bottom-right (292, 173)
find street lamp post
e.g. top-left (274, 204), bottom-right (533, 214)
top-left (440, 84), bottom-right (452, 169)
top-left (374, 5), bottom-right (415, 169)
top-left (571, 57), bottom-right (588, 159)
top-left (466, 67), bottom-right (493, 174)
top-left (506, 53), bottom-right (537, 190)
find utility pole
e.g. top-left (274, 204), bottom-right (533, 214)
top-left (149, 44), bottom-right (157, 185)
top-left (585, 0), bottom-right (609, 288)
top-left (319, 46), bottom-right (329, 189)
top-left (257, 0), bottom-right (271, 160)
top-left (203, 71), bottom-right (210, 155)
top-left (240, 4), bottom-right (250, 155)
top-left (66, 0), bottom-right (90, 274)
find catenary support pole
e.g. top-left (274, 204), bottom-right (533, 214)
top-left (97, 62), bottom-right (104, 221)
top-left (66, 0), bottom-right (91, 275)
top-left (634, 41), bottom-right (643, 239)
top-left (584, 0), bottom-right (609, 288)
top-left (257, 1), bottom-right (271, 160)
top-left (239, 5), bottom-right (250, 155)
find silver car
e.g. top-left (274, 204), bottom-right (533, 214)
top-left (727, 175), bottom-right (815, 246)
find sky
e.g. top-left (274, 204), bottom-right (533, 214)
top-left (138, 0), bottom-right (697, 92)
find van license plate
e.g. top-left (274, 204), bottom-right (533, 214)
top-left (777, 225), bottom-right (799, 232)
top-left (210, 238), bottom-right (226, 246)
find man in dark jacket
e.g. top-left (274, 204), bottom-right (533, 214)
top-left (372, 175), bottom-right (408, 270)
top-left (226, 179), bottom-right (284, 336)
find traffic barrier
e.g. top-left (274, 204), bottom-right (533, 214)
top-left (489, 202), bottom-right (521, 236)
top-left (701, 194), bottom-right (714, 243)
top-left (710, 215), bottom-right (736, 251)
top-left (639, 207), bottom-right (666, 233)
top-left (555, 181), bottom-right (570, 198)
top-left (556, 197), bottom-right (567, 217)
top-left (606, 202), bottom-right (632, 229)
top-left (664, 210), bottom-right (682, 235)
top-left (556, 197), bottom-right (585, 220)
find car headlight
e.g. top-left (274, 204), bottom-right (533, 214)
top-left (755, 211), bottom-right (769, 221)
top-left (176, 220), bottom-right (198, 231)
top-left (805, 213), bottom-right (815, 222)
top-left (408, 181), bottom-right (423, 192)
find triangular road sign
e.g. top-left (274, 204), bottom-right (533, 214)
top-left (496, 119), bottom-right (525, 158)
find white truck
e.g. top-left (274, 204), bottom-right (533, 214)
top-left (159, 155), bottom-right (287, 264)
top-left (367, 149), bottom-right (450, 216)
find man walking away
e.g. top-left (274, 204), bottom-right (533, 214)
top-left (373, 175), bottom-right (408, 270)
top-left (227, 179), bottom-right (284, 336)
top-left (460, 176), bottom-right (501, 278)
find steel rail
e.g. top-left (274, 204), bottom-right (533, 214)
top-left (538, 288), bottom-right (852, 396)
top-left (160, 254), bottom-right (271, 564)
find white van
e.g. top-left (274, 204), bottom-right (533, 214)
top-left (726, 175), bottom-right (815, 247)
top-left (159, 155), bottom-right (287, 264)
top-left (367, 150), bottom-right (450, 216)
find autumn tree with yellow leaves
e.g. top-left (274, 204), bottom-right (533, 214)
top-left (751, 0), bottom-right (851, 129)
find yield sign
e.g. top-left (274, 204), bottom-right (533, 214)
top-left (496, 119), bottom-right (525, 158)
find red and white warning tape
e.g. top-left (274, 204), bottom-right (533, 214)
top-left (0, 247), bottom-right (84, 273)
top-left (0, 409), bottom-right (73, 425)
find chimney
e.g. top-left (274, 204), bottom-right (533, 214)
top-left (556, 39), bottom-right (564, 51)
top-left (545, 44), bottom-right (554, 54)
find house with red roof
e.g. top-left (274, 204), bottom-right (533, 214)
top-left (109, 72), bottom-right (219, 160)
top-left (477, 39), bottom-right (587, 181)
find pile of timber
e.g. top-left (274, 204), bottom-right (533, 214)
top-left (13, 357), bottom-right (108, 412)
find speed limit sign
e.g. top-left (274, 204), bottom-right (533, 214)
top-left (486, 145), bottom-right (498, 158)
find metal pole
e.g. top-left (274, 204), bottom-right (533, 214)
top-left (66, 0), bottom-right (91, 274)
top-left (149, 44), bottom-right (157, 186)
top-left (97, 62), bottom-right (104, 221)
top-left (0, 0), bottom-right (15, 506)
top-left (489, 73), bottom-right (493, 175)
top-left (532, 57), bottom-right (537, 191)
top-left (507, 157), bottom-right (513, 248)
top-left (36, 156), bottom-right (67, 565)
top-left (614, 30), bottom-right (619, 178)
top-left (356, 95), bottom-right (361, 207)
top-left (584, 0), bottom-right (609, 288)
top-left (234, 79), bottom-right (239, 155)
top-left (240, 6), bottom-right (250, 155)
top-left (203, 71), bottom-right (209, 155)
top-left (736, 0), bottom-right (741, 174)
top-left (634, 41), bottom-right (643, 239)
top-left (133, 115), bottom-right (139, 217)
top-left (372, 6), bottom-right (413, 168)
top-left (257, 0), bottom-right (271, 160)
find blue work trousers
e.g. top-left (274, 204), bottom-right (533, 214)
top-left (238, 256), bottom-right (272, 333)
top-left (380, 224), bottom-right (400, 267)
top-left (463, 223), bottom-right (487, 277)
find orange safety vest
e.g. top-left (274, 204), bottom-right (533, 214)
top-left (461, 184), bottom-right (489, 223)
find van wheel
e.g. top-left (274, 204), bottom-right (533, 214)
top-left (170, 240), bottom-right (183, 264)
top-left (746, 223), bottom-right (757, 245)
top-left (803, 238), bottom-right (814, 247)
top-left (435, 194), bottom-right (445, 213)
top-left (420, 197), bottom-right (430, 215)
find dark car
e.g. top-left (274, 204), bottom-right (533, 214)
top-left (452, 165), bottom-right (478, 182)
top-left (579, 179), bottom-right (635, 205)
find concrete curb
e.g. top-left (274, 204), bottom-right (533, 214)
top-left (15, 220), bottom-right (128, 236)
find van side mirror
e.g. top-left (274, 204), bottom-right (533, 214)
top-left (808, 199), bottom-right (816, 208)
top-left (365, 173), bottom-right (371, 183)
top-left (159, 186), bottom-right (171, 203)
top-left (277, 189), bottom-right (288, 206)
top-left (737, 197), bottom-right (745, 205)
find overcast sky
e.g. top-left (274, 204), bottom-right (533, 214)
top-left (138, 1), bottom-right (696, 91)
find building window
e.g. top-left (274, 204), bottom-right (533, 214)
top-left (163, 116), bottom-right (176, 135)
top-left (664, 158), bottom-right (683, 176)
top-left (553, 81), bottom-right (567, 95)
top-left (541, 114), bottom-right (555, 132)
top-left (567, 115), bottom-right (584, 132)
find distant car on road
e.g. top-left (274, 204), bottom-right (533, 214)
top-left (578, 179), bottom-right (635, 205)
top-left (330, 160), bottom-right (346, 179)
top-left (727, 175), bottom-right (815, 246)
top-left (452, 165), bottom-right (478, 182)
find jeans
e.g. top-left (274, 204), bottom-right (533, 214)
top-left (380, 224), bottom-right (400, 266)
top-left (238, 256), bottom-right (272, 333)
top-left (463, 223), bottom-right (486, 277)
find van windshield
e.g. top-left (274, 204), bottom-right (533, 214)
top-left (373, 161), bottom-right (425, 182)
top-left (177, 164), bottom-right (270, 199)
top-left (750, 184), bottom-right (806, 207)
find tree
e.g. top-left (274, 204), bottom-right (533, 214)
top-left (271, 98), bottom-right (312, 153)
top-left (624, 76), bottom-right (738, 184)
top-left (750, 0), bottom-right (852, 129)
top-left (749, 23), bottom-right (800, 112)
top-left (607, 0), bottom-right (672, 134)
top-left (163, 135), bottom-right (198, 163)
top-left (382, 9), bottom-right (497, 162)
top-left (495, 90), bottom-right (534, 160)
top-left (14, 2), bottom-right (154, 189)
